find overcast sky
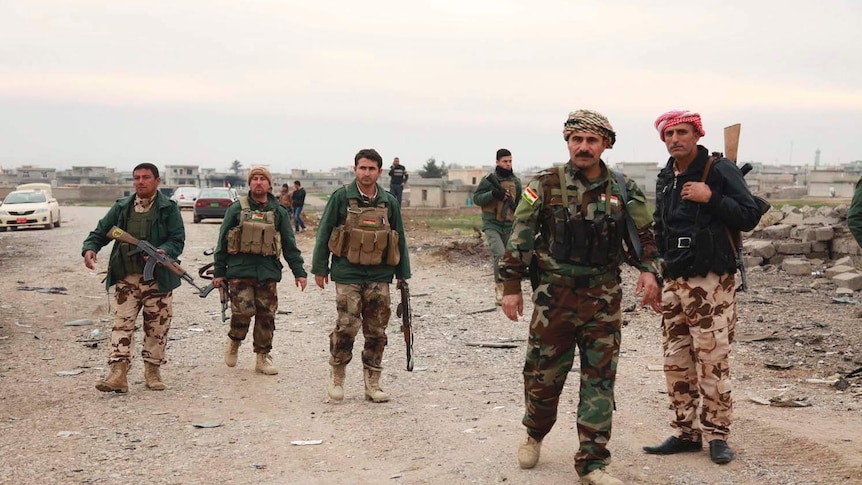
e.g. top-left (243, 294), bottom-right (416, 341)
top-left (1, 0), bottom-right (860, 174)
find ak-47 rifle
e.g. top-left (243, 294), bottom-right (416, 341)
top-left (486, 173), bottom-right (517, 219)
top-left (395, 280), bottom-right (414, 371)
top-left (199, 281), bottom-right (230, 322)
top-left (107, 226), bottom-right (205, 293)
top-left (722, 124), bottom-right (770, 293)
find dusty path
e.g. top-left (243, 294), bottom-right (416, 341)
top-left (0, 206), bottom-right (860, 485)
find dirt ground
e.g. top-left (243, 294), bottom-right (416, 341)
top-left (0, 206), bottom-right (860, 485)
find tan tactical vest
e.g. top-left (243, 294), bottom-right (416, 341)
top-left (481, 178), bottom-right (517, 222)
top-left (226, 197), bottom-right (282, 257)
top-left (328, 196), bottom-right (400, 266)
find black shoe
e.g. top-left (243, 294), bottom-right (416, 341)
top-left (643, 436), bottom-right (703, 455)
top-left (709, 440), bottom-right (735, 464)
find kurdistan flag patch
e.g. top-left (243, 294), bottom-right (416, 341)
top-left (522, 187), bottom-right (539, 205)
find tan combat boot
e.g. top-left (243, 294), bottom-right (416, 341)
top-left (144, 362), bottom-right (166, 391)
top-left (363, 368), bottom-right (389, 403)
top-left (224, 337), bottom-right (241, 367)
top-left (255, 352), bottom-right (279, 375)
top-left (579, 467), bottom-right (623, 485)
top-left (517, 434), bottom-right (542, 469)
top-left (328, 365), bottom-right (346, 402)
top-left (96, 360), bottom-right (129, 393)
top-left (495, 283), bottom-right (504, 306)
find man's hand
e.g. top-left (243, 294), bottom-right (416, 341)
top-left (295, 277), bottom-right (308, 291)
top-left (396, 279), bottom-right (405, 290)
top-left (83, 250), bottom-right (98, 270)
top-left (635, 271), bottom-right (662, 313)
top-left (492, 187), bottom-right (506, 200)
top-left (501, 292), bottom-right (524, 321)
top-left (213, 276), bottom-right (226, 288)
top-left (314, 274), bottom-right (329, 289)
top-left (681, 181), bottom-right (712, 203)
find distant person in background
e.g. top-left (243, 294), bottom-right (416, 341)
top-left (389, 157), bottom-right (408, 206)
top-left (472, 148), bottom-right (521, 305)
top-left (82, 162), bottom-right (185, 394)
top-left (848, 177), bottom-right (862, 246)
top-left (292, 180), bottom-right (307, 232)
top-left (279, 183), bottom-right (293, 210)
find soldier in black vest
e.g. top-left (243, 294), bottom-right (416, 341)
top-left (388, 157), bottom-right (408, 206)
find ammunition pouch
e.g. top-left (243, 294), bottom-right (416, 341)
top-left (548, 206), bottom-right (623, 267)
top-left (226, 197), bottom-right (281, 256)
top-left (329, 198), bottom-right (400, 266)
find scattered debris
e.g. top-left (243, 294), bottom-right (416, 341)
top-left (769, 396), bottom-right (812, 408)
top-left (847, 367), bottom-right (862, 378)
top-left (466, 341), bottom-right (519, 349)
top-left (290, 439), bottom-right (323, 446)
top-left (191, 422), bottom-right (223, 428)
top-left (764, 362), bottom-right (794, 370)
top-left (737, 331), bottom-right (780, 343)
top-left (647, 364), bottom-right (664, 372)
top-left (188, 328), bottom-right (204, 332)
top-left (0, 336), bottom-right (9, 340)
top-left (834, 378), bottom-right (851, 391)
top-left (56, 369), bottom-right (85, 376)
top-left (15, 321), bottom-right (32, 328)
top-left (16, 286), bottom-right (68, 294)
top-left (276, 310), bottom-right (292, 315)
top-left (465, 307), bottom-right (497, 315)
top-left (832, 296), bottom-right (862, 305)
top-left (805, 378), bottom-right (839, 385)
top-left (57, 431), bottom-right (80, 438)
top-left (252, 463), bottom-right (267, 470)
top-left (64, 319), bottom-right (94, 326)
top-left (390, 473), bottom-right (403, 479)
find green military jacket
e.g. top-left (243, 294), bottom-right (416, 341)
top-left (81, 192), bottom-right (185, 292)
top-left (213, 193), bottom-right (307, 282)
top-left (312, 181), bottom-right (411, 283)
top-left (472, 171), bottom-right (523, 232)
top-left (499, 161), bottom-right (659, 295)
top-left (849, 177), bottom-right (862, 247)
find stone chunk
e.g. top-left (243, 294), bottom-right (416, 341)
top-left (815, 226), bottom-right (834, 241)
top-left (746, 240), bottom-right (776, 260)
top-left (833, 272), bottom-right (862, 291)
top-left (825, 265), bottom-right (856, 278)
top-left (777, 241), bottom-right (811, 255)
top-left (762, 224), bottom-right (792, 240)
top-left (782, 258), bottom-right (812, 276)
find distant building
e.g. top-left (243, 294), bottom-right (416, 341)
top-left (15, 165), bottom-right (57, 186)
top-left (163, 164), bottom-right (200, 186)
top-left (56, 166), bottom-right (116, 185)
top-left (613, 162), bottom-right (660, 198)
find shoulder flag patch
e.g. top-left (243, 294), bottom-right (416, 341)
top-left (522, 187), bottom-right (539, 205)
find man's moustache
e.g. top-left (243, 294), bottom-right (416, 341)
top-left (575, 152), bottom-right (592, 158)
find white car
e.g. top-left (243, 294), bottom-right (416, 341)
top-left (170, 187), bottom-right (200, 209)
top-left (0, 190), bottom-right (61, 231)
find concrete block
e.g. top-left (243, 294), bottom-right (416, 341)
top-left (815, 226), bottom-right (834, 241)
top-left (746, 240), bottom-right (776, 259)
top-left (767, 255), bottom-right (785, 266)
top-left (782, 212), bottom-right (805, 226)
top-left (832, 236), bottom-right (861, 256)
top-left (762, 224), bottom-right (792, 240)
top-left (782, 258), bottom-right (812, 276)
top-left (833, 272), bottom-right (862, 291)
top-left (810, 241), bottom-right (828, 252)
top-left (777, 241), bottom-right (811, 255)
top-left (825, 265), bottom-right (856, 278)
top-left (743, 255), bottom-right (763, 267)
top-left (834, 256), bottom-right (853, 267)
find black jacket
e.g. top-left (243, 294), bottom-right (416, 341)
top-left (654, 145), bottom-right (761, 278)
top-left (291, 187), bottom-right (306, 208)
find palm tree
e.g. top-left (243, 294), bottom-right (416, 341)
top-left (230, 160), bottom-right (243, 175)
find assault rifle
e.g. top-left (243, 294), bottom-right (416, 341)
top-left (395, 280), bottom-right (414, 371)
top-left (200, 281), bottom-right (230, 322)
top-left (107, 226), bottom-right (205, 293)
top-left (486, 173), bottom-right (517, 219)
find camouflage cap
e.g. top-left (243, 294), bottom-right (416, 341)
top-left (563, 109), bottom-right (616, 148)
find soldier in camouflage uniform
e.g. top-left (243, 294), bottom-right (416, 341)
top-left (643, 111), bottom-right (762, 465)
top-left (312, 148), bottom-right (411, 403)
top-left (500, 110), bottom-right (661, 485)
top-left (213, 166), bottom-right (307, 376)
top-left (82, 162), bottom-right (185, 394)
top-left (472, 148), bottom-right (522, 305)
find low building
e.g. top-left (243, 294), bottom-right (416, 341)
top-left (163, 164), bottom-right (200, 186)
top-left (56, 166), bottom-right (116, 185)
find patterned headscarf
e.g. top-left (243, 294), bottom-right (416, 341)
top-left (654, 110), bottom-right (705, 141)
top-left (563, 109), bottom-right (616, 148)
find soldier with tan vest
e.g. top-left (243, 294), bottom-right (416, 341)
top-left (472, 148), bottom-right (522, 305)
top-left (312, 148), bottom-right (411, 403)
top-left (212, 166), bottom-right (307, 375)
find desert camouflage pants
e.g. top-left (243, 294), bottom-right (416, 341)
top-left (523, 280), bottom-right (622, 476)
top-left (329, 282), bottom-right (391, 371)
top-left (484, 228), bottom-right (512, 283)
top-left (661, 272), bottom-right (736, 442)
top-left (109, 274), bottom-right (173, 365)
top-left (227, 278), bottom-right (278, 354)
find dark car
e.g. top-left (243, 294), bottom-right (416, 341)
top-left (193, 188), bottom-right (239, 223)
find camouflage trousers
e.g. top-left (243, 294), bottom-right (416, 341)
top-left (661, 272), bottom-right (736, 442)
top-left (523, 280), bottom-right (622, 476)
top-left (329, 282), bottom-right (391, 371)
top-left (109, 274), bottom-right (173, 365)
top-left (228, 278), bottom-right (278, 354)
top-left (484, 228), bottom-right (512, 283)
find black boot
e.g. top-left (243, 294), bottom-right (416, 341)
top-left (643, 436), bottom-right (702, 455)
top-left (709, 439), bottom-right (735, 464)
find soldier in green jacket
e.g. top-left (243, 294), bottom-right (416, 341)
top-left (213, 166), bottom-right (307, 376)
top-left (82, 162), bottom-right (185, 394)
top-left (312, 148), bottom-right (411, 403)
top-left (472, 148), bottom-right (522, 305)
top-left (849, 177), bottom-right (862, 246)
top-left (499, 110), bottom-right (661, 485)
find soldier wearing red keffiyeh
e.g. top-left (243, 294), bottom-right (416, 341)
top-left (643, 109), bottom-right (762, 466)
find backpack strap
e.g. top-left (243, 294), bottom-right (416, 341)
top-left (611, 170), bottom-right (643, 259)
top-left (701, 157), bottom-right (740, 254)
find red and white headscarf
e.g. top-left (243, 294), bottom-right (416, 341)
top-left (654, 110), bottom-right (705, 141)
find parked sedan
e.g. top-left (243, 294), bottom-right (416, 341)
top-left (171, 187), bottom-right (200, 210)
top-left (0, 190), bottom-right (61, 231)
top-left (193, 188), bottom-right (239, 223)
